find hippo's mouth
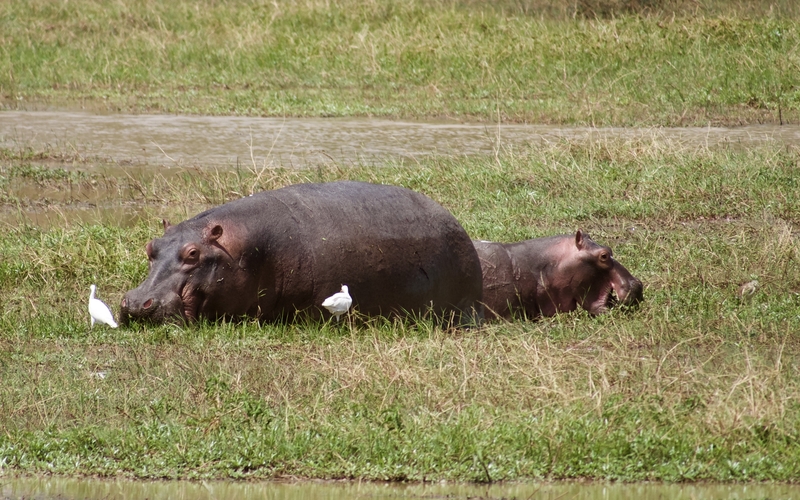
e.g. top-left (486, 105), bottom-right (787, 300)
top-left (590, 276), bottom-right (643, 315)
top-left (180, 283), bottom-right (204, 322)
top-left (605, 285), bottom-right (619, 309)
top-left (585, 282), bottom-right (616, 316)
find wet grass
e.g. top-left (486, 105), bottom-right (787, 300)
top-left (1, 138), bottom-right (800, 480)
top-left (2, 0), bottom-right (799, 125)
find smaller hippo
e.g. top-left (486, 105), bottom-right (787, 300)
top-left (474, 231), bottom-right (643, 320)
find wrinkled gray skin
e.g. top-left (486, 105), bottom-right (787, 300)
top-left (120, 181), bottom-right (483, 324)
top-left (474, 231), bottom-right (643, 320)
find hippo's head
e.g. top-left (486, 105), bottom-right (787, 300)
top-left (564, 230), bottom-right (643, 315)
top-left (120, 219), bottom-right (242, 324)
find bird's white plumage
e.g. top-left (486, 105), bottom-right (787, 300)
top-left (321, 285), bottom-right (353, 322)
top-left (89, 284), bottom-right (118, 328)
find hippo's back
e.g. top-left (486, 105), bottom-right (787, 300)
top-left (246, 181), bottom-right (484, 322)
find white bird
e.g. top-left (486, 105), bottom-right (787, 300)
top-left (89, 284), bottom-right (118, 328)
top-left (321, 285), bottom-right (353, 322)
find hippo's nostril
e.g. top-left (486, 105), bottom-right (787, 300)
top-left (143, 298), bottom-right (153, 309)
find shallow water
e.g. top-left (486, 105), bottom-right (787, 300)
top-left (2, 111), bottom-right (800, 168)
top-left (3, 477), bottom-right (800, 500)
top-left (3, 111), bottom-right (800, 228)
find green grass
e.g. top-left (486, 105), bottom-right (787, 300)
top-left (1, 138), bottom-right (799, 480)
top-left (1, 0), bottom-right (799, 125)
top-left (2, 0), bottom-right (800, 482)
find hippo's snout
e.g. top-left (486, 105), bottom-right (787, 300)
top-left (607, 259), bottom-right (644, 312)
top-left (121, 297), bottom-right (154, 311)
top-left (618, 276), bottom-right (644, 308)
top-left (120, 289), bottom-right (183, 325)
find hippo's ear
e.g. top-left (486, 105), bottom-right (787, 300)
top-left (204, 224), bottom-right (224, 243)
top-left (575, 230), bottom-right (586, 249)
top-left (145, 240), bottom-right (154, 260)
top-left (161, 219), bottom-right (172, 233)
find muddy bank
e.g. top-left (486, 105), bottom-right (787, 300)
top-left (3, 111), bottom-right (799, 169)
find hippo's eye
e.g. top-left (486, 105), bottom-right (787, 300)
top-left (181, 245), bottom-right (200, 264)
top-left (599, 252), bottom-right (609, 262)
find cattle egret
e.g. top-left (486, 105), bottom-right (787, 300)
top-left (321, 285), bottom-right (352, 322)
top-left (89, 284), bottom-right (119, 328)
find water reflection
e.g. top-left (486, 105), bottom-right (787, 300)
top-left (2, 477), bottom-right (800, 500)
top-left (2, 111), bottom-right (799, 169)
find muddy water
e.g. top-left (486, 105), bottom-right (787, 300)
top-left (3, 111), bottom-right (800, 228)
top-left (2, 111), bottom-right (800, 168)
top-left (3, 477), bottom-right (800, 500)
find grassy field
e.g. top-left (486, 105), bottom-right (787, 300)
top-left (1, 136), bottom-right (799, 481)
top-left (1, 0), bottom-right (799, 125)
top-left (2, 0), bottom-right (800, 483)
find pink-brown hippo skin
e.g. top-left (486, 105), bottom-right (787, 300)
top-left (474, 231), bottom-right (643, 320)
top-left (120, 181), bottom-right (483, 325)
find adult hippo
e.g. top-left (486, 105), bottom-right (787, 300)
top-left (474, 231), bottom-right (643, 320)
top-left (120, 181), bottom-right (483, 324)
